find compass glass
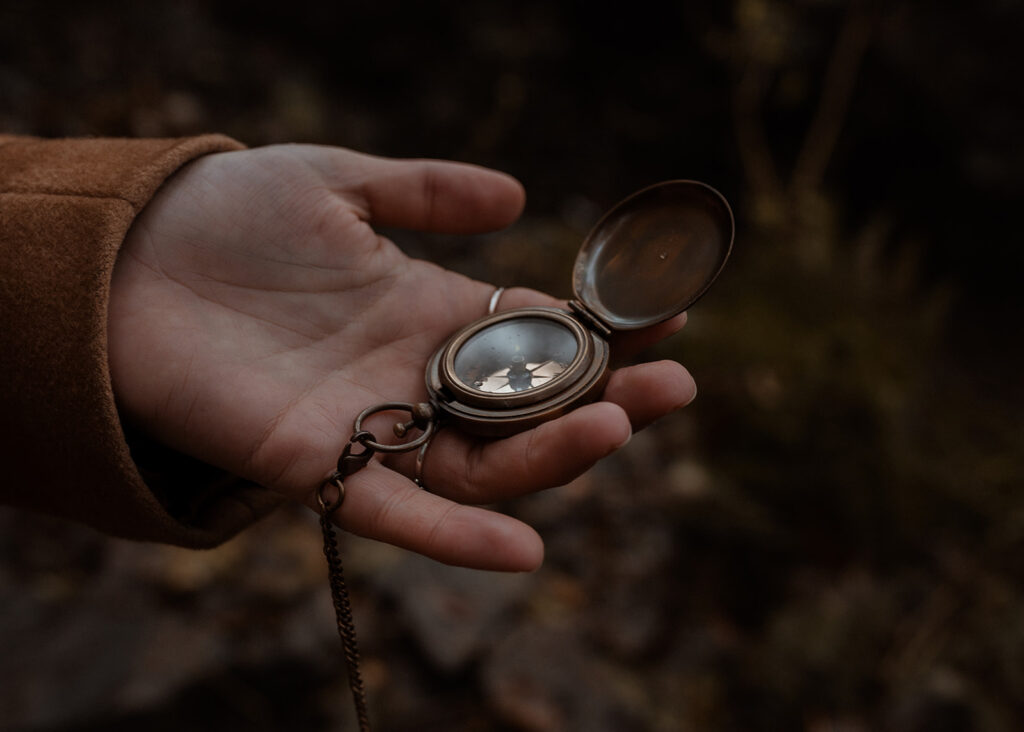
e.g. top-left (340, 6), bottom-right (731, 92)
top-left (453, 318), bottom-right (579, 394)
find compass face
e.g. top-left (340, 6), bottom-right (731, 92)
top-left (452, 317), bottom-right (578, 394)
top-left (427, 306), bottom-right (611, 437)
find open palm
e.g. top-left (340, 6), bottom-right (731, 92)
top-left (108, 144), bottom-right (696, 570)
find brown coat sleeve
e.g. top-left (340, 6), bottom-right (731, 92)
top-left (0, 135), bottom-right (281, 547)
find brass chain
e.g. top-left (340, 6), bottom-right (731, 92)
top-left (316, 402), bottom-right (438, 731)
top-left (319, 485), bottom-right (371, 731)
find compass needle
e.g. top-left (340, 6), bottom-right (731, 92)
top-left (530, 361), bottom-right (566, 379)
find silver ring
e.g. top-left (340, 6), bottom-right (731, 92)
top-left (487, 286), bottom-right (506, 315)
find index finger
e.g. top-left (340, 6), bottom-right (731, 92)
top-left (301, 147), bottom-right (526, 234)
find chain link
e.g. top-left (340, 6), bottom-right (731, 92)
top-left (316, 401), bottom-right (439, 731)
top-left (319, 498), bottom-right (371, 732)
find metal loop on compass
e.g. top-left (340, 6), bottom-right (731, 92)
top-left (352, 401), bottom-right (437, 453)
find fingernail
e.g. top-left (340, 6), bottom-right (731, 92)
top-left (615, 429), bottom-right (633, 449)
top-left (677, 381), bottom-right (698, 409)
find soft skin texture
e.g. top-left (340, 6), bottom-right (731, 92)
top-left (2, 138), bottom-right (697, 570)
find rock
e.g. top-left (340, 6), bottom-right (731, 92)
top-left (379, 553), bottom-right (532, 671)
top-left (483, 623), bottom-right (645, 732)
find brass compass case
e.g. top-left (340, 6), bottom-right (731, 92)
top-left (426, 180), bottom-right (735, 437)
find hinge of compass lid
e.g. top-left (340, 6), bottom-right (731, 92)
top-left (568, 300), bottom-right (612, 338)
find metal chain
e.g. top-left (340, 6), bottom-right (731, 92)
top-left (316, 402), bottom-right (438, 731)
top-left (319, 481), bottom-right (371, 732)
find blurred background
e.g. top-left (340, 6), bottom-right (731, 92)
top-left (2, 0), bottom-right (1022, 729)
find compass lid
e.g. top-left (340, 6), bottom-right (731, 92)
top-left (572, 180), bottom-right (734, 331)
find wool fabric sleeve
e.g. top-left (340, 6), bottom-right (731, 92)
top-left (0, 135), bottom-right (282, 547)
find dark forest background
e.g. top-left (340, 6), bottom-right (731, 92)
top-left (2, 1), bottom-right (1023, 730)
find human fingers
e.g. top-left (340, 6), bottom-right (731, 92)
top-left (393, 360), bottom-right (694, 504)
top-left (608, 313), bottom-right (688, 363)
top-left (303, 460), bottom-right (544, 571)
top-left (393, 401), bottom-right (632, 505)
top-left (601, 358), bottom-right (696, 430)
top-left (299, 147), bottom-right (525, 234)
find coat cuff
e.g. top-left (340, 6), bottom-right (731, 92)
top-left (0, 135), bottom-right (281, 547)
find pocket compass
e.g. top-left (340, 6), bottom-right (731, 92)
top-left (316, 179), bottom-right (734, 730)
top-left (425, 179), bottom-right (734, 437)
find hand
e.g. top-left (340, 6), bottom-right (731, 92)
top-left (108, 144), bottom-right (696, 571)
